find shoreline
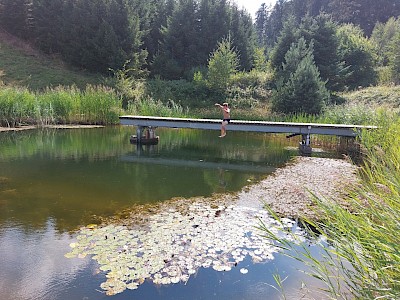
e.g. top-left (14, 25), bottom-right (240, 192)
top-left (235, 156), bottom-right (359, 220)
top-left (104, 156), bottom-right (360, 227)
top-left (0, 124), bottom-right (105, 132)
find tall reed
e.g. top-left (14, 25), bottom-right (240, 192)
top-left (260, 114), bottom-right (400, 299)
top-left (126, 97), bottom-right (188, 117)
top-left (0, 85), bottom-right (123, 126)
top-left (0, 87), bottom-right (35, 126)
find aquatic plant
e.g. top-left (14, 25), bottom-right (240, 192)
top-left (66, 201), bottom-right (304, 296)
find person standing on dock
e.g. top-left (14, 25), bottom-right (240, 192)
top-left (215, 102), bottom-right (230, 138)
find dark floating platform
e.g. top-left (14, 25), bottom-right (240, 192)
top-left (130, 135), bottom-right (159, 145)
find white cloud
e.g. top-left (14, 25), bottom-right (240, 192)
top-left (0, 224), bottom-right (89, 300)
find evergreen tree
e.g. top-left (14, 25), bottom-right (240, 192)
top-left (336, 24), bottom-right (377, 89)
top-left (229, 4), bottom-right (256, 70)
top-left (31, 0), bottom-right (64, 53)
top-left (255, 3), bottom-right (268, 46)
top-left (371, 17), bottom-right (400, 66)
top-left (269, 17), bottom-right (297, 72)
top-left (328, 0), bottom-right (400, 36)
top-left (271, 14), bottom-right (345, 92)
top-left (196, 0), bottom-right (230, 71)
top-left (264, 0), bottom-right (286, 49)
top-left (388, 32), bottom-right (400, 84)
top-left (58, 0), bottom-right (147, 74)
top-left (153, 0), bottom-right (199, 79)
top-left (207, 37), bottom-right (239, 91)
top-left (0, 0), bottom-right (31, 39)
top-left (298, 14), bottom-right (343, 91)
top-left (272, 39), bottom-right (329, 114)
top-left (253, 47), bottom-right (268, 72)
top-left (144, 0), bottom-right (175, 65)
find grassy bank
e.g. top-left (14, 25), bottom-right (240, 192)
top-left (0, 85), bottom-right (122, 126)
top-left (1, 84), bottom-right (395, 128)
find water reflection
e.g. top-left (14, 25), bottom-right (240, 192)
top-left (0, 127), bottom-right (334, 300)
top-left (0, 127), bottom-right (297, 232)
top-left (0, 221), bottom-right (89, 300)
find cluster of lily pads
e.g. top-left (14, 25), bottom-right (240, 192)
top-left (65, 202), bottom-right (303, 296)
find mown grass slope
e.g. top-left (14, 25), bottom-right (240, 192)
top-left (0, 30), bottom-right (102, 90)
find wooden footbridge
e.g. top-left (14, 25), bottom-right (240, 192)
top-left (119, 115), bottom-right (376, 154)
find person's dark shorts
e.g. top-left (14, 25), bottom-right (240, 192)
top-left (223, 119), bottom-right (230, 124)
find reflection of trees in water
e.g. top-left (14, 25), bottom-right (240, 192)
top-left (0, 127), bottom-right (313, 234)
top-left (0, 127), bottom-right (133, 161)
top-left (153, 129), bottom-right (296, 166)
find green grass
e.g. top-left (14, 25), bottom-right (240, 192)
top-left (0, 85), bottom-right (123, 126)
top-left (0, 40), bottom-right (102, 90)
top-left (340, 85), bottom-right (400, 108)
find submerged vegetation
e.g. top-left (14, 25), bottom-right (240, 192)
top-left (66, 197), bottom-right (303, 296)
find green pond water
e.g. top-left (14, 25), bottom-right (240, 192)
top-left (0, 126), bottom-right (338, 300)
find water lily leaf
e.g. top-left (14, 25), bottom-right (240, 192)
top-left (126, 282), bottom-right (139, 290)
top-left (64, 252), bottom-right (76, 258)
top-left (65, 200), bottom-right (305, 294)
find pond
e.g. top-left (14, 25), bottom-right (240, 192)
top-left (0, 126), bottom-right (338, 300)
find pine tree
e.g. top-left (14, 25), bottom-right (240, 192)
top-left (298, 14), bottom-right (343, 91)
top-left (0, 0), bottom-right (30, 39)
top-left (389, 32), bottom-right (400, 84)
top-left (272, 39), bottom-right (329, 114)
top-left (31, 0), bottom-right (64, 53)
top-left (255, 3), bottom-right (268, 46)
top-left (207, 37), bottom-right (239, 91)
top-left (336, 24), bottom-right (377, 89)
top-left (153, 0), bottom-right (199, 79)
top-left (269, 17), bottom-right (297, 72)
top-left (229, 4), bottom-right (256, 70)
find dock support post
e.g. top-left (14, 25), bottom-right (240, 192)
top-left (299, 126), bottom-right (312, 155)
top-left (136, 126), bottom-right (143, 143)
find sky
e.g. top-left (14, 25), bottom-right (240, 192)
top-left (234, 0), bottom-right (277, 18)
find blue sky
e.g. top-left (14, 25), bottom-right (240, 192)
top-left (234, 0), bottom-right (277, 18)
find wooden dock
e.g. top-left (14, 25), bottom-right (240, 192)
top-left (119, 115), bottom-right (377, 153)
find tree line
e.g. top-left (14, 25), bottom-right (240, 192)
top-left (0, 0), bottom-right (399, 114)
top-left (0, 0), bottom-right (256, 79)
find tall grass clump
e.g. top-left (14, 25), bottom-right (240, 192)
top-left (319, 103), bottom-right (386, 125)
top-left (0, 85), bottom-right (122, 126)
top-left (78, 85), bottom-right (122, 124)
top-left (37, 86), bottom-right (77, 125)
top-left (0, 86), bottom-right (35, 126)
top-left (126, 97), bottom-right (188, 118)
top-left (260, 114), bottom-right (400, 299)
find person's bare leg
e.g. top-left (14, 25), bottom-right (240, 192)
top-left (219, 123), bottom-right (226, 137)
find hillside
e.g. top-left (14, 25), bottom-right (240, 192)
top-left (0, 30), bottom-right (103, 90)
